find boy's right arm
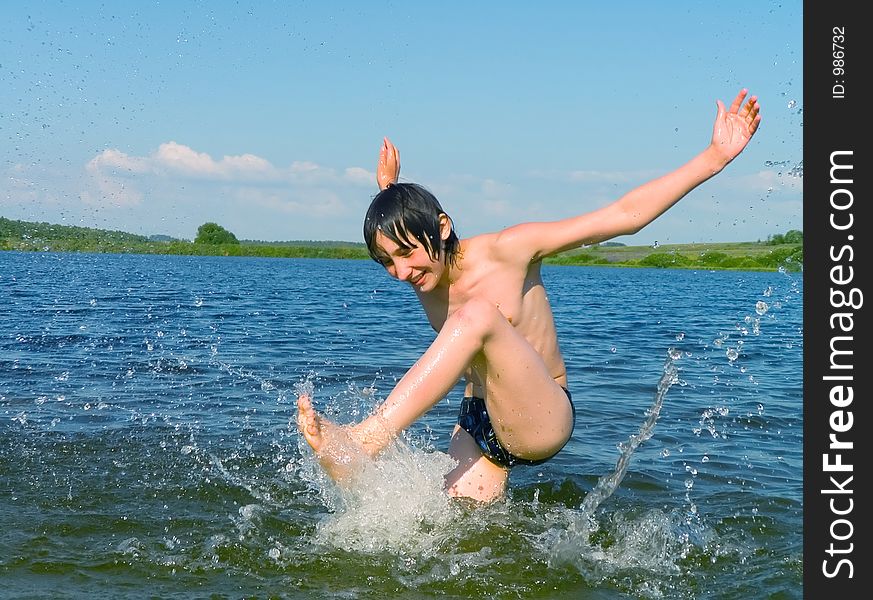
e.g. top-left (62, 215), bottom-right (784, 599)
top-left (377, 137), bottom-right (400, 191)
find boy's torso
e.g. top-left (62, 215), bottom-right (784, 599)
top-left (415, 234), bottom-right (568, 393)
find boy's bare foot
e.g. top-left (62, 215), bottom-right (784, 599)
top-left (296, 394), bottom-right (369, 483)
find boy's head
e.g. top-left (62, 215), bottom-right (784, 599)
top-left (363, 183), bottom-right (460, 267)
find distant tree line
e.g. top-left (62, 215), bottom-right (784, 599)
top-left (195, 222), bottom-right (239, 245)
top-left (635, 245), bottom-right (802, 271)
top-left (549, 229), bottom-right (803, 272)
top-left (242, 239), bottom-right (366, 249)
top-left (548, 246), bottom-right (802, 271)
top-left (766, 229), bottom-right (802, 245)
top-left (1, 217), bottom-right (802, 271)
top-left (0, 216), bottom-right (149, 245)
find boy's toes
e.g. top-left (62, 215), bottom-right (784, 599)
top-left (296, 395), bottom-right (322, 449)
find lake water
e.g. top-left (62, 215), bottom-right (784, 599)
top-left (0, 252), bottom-right (803, 599)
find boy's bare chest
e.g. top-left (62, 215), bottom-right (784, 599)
top-left (418, 263), bottom-right (534, 332)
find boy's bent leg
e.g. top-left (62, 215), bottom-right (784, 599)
top-left (460, 301), bottom-right (575, 462)
top-left (296, 296), bottom-right (570, 481)
top-left (445, 425), bottom-right (508, 503)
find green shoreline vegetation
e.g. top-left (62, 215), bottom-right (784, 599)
top-left (0, 217), bottom-right (802, 272)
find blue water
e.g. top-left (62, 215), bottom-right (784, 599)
top-left (0, 252), bottom-right (803, 599)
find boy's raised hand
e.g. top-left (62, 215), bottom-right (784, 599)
top-left (377, 136), bottom-right (401, 190)
top-left (711, 88), bottom-right (762, 164)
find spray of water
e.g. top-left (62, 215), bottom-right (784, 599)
top-left (310, 440), bottom-right (461, 555)
top-left (533, 349), bottom-right (682, 576)
top-left (578, 351), bottom-right (680, 516)
top-left (290, 377), bottom-right (464, 555)
top-left (290, 349), bottom-right (684, 563)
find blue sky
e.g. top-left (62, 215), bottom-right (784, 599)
top-left (1, 1), bottom-right (802, 245)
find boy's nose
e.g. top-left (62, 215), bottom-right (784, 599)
top-left (395, 261), bottom-right (413, 281)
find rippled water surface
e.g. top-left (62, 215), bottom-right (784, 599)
top-left (0, 252), bottom-right (803, 599)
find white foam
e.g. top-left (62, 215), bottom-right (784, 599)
top-left (310, 439), bottom-right (461, 555)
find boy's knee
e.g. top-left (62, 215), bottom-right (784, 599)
top-left (453, 297), bottom-right (503, 335)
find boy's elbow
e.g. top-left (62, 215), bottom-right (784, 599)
top-left (620, 211), bottom-right (645, 235)
top-left (608, 203), bottom-right (644, 234)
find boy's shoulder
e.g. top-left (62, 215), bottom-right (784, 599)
top-left (463, 228), bottom-right (535, 266)
top-left (461, 231), bottom-right (499, 255)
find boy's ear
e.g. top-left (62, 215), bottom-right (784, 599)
top-left (439, 213), bottom-right (452, 240)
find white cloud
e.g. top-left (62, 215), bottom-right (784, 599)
top-left (481, 178), bottom-right (513, 198)
top-left (741, 169), bottom-right (803, 193)
top-left (241, 188), bottom-right (349, 217)
top-left (289, 161), bottom-right (319, 174)
top-left (80, 178), bottom-right (143, 207)
top-left (153, 142), bottom-right (281, 180)
top-left (344, 166), bottom-right (372, 185)
top-left (76, 141), bottom-right (378, 212)
top-left (3, 144), bottom-right (802, 244)
top-left (86, 149), bottom-right (151, 175)
top-left (85, 142), bottom-right (375, 186)
top-left (84, 150), bottom-right (148, 206)
top-left (154, 142), bottom-right (225, 176)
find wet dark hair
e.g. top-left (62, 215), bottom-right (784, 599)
top-left (363, 183), bottom-right (460, 266)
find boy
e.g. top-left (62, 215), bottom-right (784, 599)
top-left (298, 89), bottom-right (761, 502)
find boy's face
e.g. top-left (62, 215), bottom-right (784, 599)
top-left (373, 229), bottom-right (446, 292)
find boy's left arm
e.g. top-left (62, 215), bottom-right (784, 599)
top-left (502, 88), bottom-right (761, 261)
top-left (591, 88), bottom-right (761, 239)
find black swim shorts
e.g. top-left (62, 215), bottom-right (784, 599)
top-left (457, 387), bottom-right (575, 468)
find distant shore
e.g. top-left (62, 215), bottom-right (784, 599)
top-left (0, 216), bottom-right (802, 272)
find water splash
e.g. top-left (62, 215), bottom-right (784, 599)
top-left (311, 440), bottom-right (460, 554)
top-left (764, 159), bottom-right (803, 178)
top-left (292, 347), bottom-right (687, 569)
top-left (534, 352), bottom-right (681, 573)
top-left (290, 382), bottom-right (462, 554)
top-left (578, 351), bottom-right (680, 516)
